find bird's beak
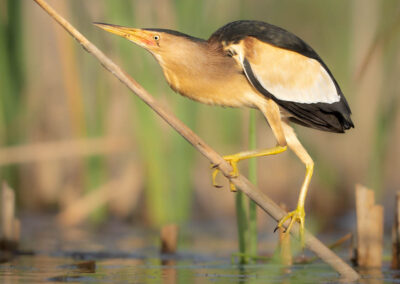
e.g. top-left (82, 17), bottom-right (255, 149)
top-left (94, 23), bottom-right (156, 47)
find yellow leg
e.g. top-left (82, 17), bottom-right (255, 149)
top-left (275, 164), bottom-right (313, 246)
top-left (212, 145), bottom-right (287, 191)
top-left (274, 120), bottom-right (314, 246)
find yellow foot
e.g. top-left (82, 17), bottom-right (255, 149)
top-left (211, 146), bottom-right (287, 192)
top-left (212, 154), bottom-right (240, 192)
top-left (274, 205), bottom-right (305, 246)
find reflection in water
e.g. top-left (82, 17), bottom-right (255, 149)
top-left (0, 254), bottom-right (394, 283)
top-left (0, 217), bottom-right (392, 283)
top-left (358, 267), bottom-right (384, 284)
top-left (59, 260), bottom-right (96, 273)
top-left (162, 259), bottom-right (176, 284)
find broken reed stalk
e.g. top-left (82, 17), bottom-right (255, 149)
top-left (161, 224), bottom-right (179, 254)
top-left (278, 203), bottom-right (292, 266)
top-left (32, 0), bottom-right (359, 281)
top-left (278, 227), bottom-right (292, 266)
top-left (355, 184), bottom-right (383, 268)
top-left (0, 182), bottom-right (20, 251)
top-left (392, 191), bottom-right (400, 269)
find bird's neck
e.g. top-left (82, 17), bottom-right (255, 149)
top-left (156, 43), bottom-right (238, 96)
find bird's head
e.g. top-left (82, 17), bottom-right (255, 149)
top-left (94, 23), bottom-right (206, 66)
top-left (94, 23), bottom-right (163, 50)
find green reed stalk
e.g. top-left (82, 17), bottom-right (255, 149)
top-left (235, 109), bottom-right (258, 264)
top-left (248, 109), bottom-right (258, 260)
top-left (0, 0), bottom-right (24, 184)
top-left (235, 190), bottom-right (249, 264)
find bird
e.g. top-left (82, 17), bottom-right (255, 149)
top-left (95, 20), bottom-right (354, 240)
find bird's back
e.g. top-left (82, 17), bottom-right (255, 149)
top-left (209, 20), bottom-right (354, 133)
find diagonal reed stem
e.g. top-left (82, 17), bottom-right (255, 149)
top-left (31, 0), bottom-right (359, 281)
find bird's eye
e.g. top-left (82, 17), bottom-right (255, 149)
top-left (153, 35), bottom-right (160, 41)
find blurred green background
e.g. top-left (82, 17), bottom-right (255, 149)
top-left (0, 0), bottom-right (399, 234)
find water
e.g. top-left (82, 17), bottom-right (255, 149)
top-left (2, 254), bottom-right (399, 283)
top-left (0, 215), bottom-right (398, 283)
top-left (1, 254), bottom-right (339, 283)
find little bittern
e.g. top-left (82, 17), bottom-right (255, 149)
top-left (95, 20), bottom-right (353, 239)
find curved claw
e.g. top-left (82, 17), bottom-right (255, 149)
top-left (211, 166), bottom-right (223, 188)
top-left (275, 206), bottom-right (305, 246)
top-left (211, 156), bottom-right (240, 191)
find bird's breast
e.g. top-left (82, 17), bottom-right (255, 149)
top-left (162, 62), bottom-right (265, 108)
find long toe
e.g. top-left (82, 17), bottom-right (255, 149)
top-left (275, 206), bottom-right (305, 241)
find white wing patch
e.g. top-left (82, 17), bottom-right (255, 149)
top-left (229, 39), bottom-right (340, 104)
top-left (254, 61), bottom-right (339, 104)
